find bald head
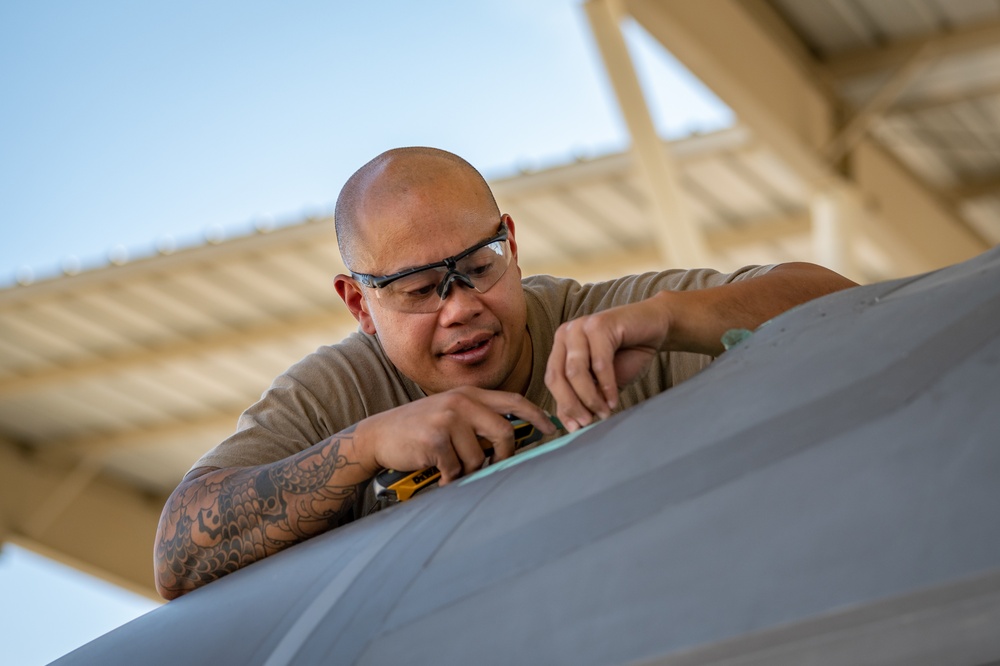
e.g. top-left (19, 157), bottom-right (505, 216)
top-left (334, 147), bottom-right (500, 270)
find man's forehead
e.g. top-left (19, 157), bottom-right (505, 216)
top-left (345, 151), bottom-right (499, 270)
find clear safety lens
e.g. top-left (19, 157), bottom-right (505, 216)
top-left (378, 239), bottom-right (511, 313)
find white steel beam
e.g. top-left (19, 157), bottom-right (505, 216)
top-left (489, 127), bottom-right (753, 200)
top-left (0, 442), bottom-right (165, 599)
top-left (0, 216), bottom-right (340, 309)
top-left (821, 19), bottom-right (1000, 82)
top-left (889, 82), bottom-right (1000, 116)
top-left (0, 309), bottom-right (357, 399)
top-left (706, 212), bottom-right (811, 251)
top-left (585, 0), bottom-right (708, 267)
top-left (811, 187), bottom-right (861, 281)
top-left (948, 175), bottom-right (1000, 202)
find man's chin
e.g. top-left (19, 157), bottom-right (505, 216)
top-left (421, 363), bottom-right (509, 396)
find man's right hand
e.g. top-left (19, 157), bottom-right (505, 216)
top-left (155, 387), bottom-right (553, 599)
top-left (354, 387), bottom-right (556, 484)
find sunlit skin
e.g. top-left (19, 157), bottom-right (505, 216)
top-left (333, 162), bottom-right (533, 398)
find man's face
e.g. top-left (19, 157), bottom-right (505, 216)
top-left (336, 172), bottom-right (531, 397)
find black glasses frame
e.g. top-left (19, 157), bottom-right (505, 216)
top-left (350, 219), bottom-right (508, 291)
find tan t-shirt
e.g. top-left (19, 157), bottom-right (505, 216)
top-left (193, 266), bottom-right (772, 471)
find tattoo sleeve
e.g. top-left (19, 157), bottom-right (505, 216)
top-left (154, 430), bottom-right (365, 598)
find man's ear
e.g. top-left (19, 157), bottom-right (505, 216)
top-left (334, 274), bottom-right (377, 335)
top-left (503, 213), bottom-right (519, 261)
top-left (502, 213), bottom-right (522, 279)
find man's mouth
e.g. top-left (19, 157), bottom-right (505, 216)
top-left (441, 333), bottom-right (495, 363)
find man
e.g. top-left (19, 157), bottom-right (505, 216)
top-left (154, 147), bottom-right (856, 600)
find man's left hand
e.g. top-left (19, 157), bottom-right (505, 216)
top-left (544, 297), bottom-right (670, 432)
top-left (543, 262), bottom-right (858, 432)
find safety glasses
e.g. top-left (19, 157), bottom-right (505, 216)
top-left (350, 218), bottom-right (512, 313)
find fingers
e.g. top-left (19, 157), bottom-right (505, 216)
top-left (365, 388), bottom-right (556, 487)
top-left (440, 420), bottom-right (486, 484)
top-left (545, 317), bottom-right (618, 432)
top-left (417, 398), bottom-right (497, 485)
top-left (571, 327), bottom-right (618, 414)
top-left (456, 389), bottom-right (556, 465)
top-left (433, 391), bottom-right (552, 482)
top-left (475, 390), bottom-right (558, 445)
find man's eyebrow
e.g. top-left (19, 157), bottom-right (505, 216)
top-left (387, 253), bottom-right (452, 276)
top-left (383, 228), bottom-right (499, 276)
top-left (390, 258), bottom-right (441, 275)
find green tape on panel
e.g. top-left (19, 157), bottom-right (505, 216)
top-left (458, 423), bottom-right (596, 486)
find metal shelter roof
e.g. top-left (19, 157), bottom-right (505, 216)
top-left (770, 0), bottom-right (1000, 246)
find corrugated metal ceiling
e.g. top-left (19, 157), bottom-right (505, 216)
top-left (771, 0), bottom-right (1000, 245)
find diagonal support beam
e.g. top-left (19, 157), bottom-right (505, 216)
top-left (23, 456), bottom-right (103, 541)
top-left (0, 442), bottom-right (165, 599)
top-left (626, 0), bottom-right (835, 189)
top-left (823, 41), bottom-right (937, 165)
top-left (585, 0), bottom-right (708, 267)
top-left (820, 19), bottom-right (1000, 82)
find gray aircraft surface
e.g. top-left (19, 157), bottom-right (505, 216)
top-left (55, 247), bottom-right (1000, 665)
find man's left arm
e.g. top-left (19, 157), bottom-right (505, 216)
top-left (544, 262), bottom-right (858, 431)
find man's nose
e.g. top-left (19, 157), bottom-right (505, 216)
top-left (436, 271), bottom-right (475, 300)
top-left (437, 280), bottom-right (484, 325)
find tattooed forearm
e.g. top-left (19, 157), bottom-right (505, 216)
top-left (154, 432), bottom-right (366, 599)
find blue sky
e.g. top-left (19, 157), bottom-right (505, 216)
top-left (0, 1), bottom-right (730, 662)
top-left (0, 0), bottom-right (730, 285)
top-left (0, 544), bottom-right (160, 666)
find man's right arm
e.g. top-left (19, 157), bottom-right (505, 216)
top-left (153, 387), bottom-right (556, 600)
top-left (154, 426), bottom-right (371, 600)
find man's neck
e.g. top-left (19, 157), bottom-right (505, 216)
top-left (501, 325), bottom-right (533, 396)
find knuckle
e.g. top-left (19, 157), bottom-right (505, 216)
top-left (439, 392), bottom-right (465, 409)
top-left (453, 386), bottom-right (478, 400)
top-left (440, 460), bottom-right (462, 479)
top-left (425, 437), bottom-right (450, 458)
top-left (469, 449), bottom-right (486, 468)
top-left (504, 390), bottom-right (523, 402)
top-left (427, 411), bottom-right (453, 432)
